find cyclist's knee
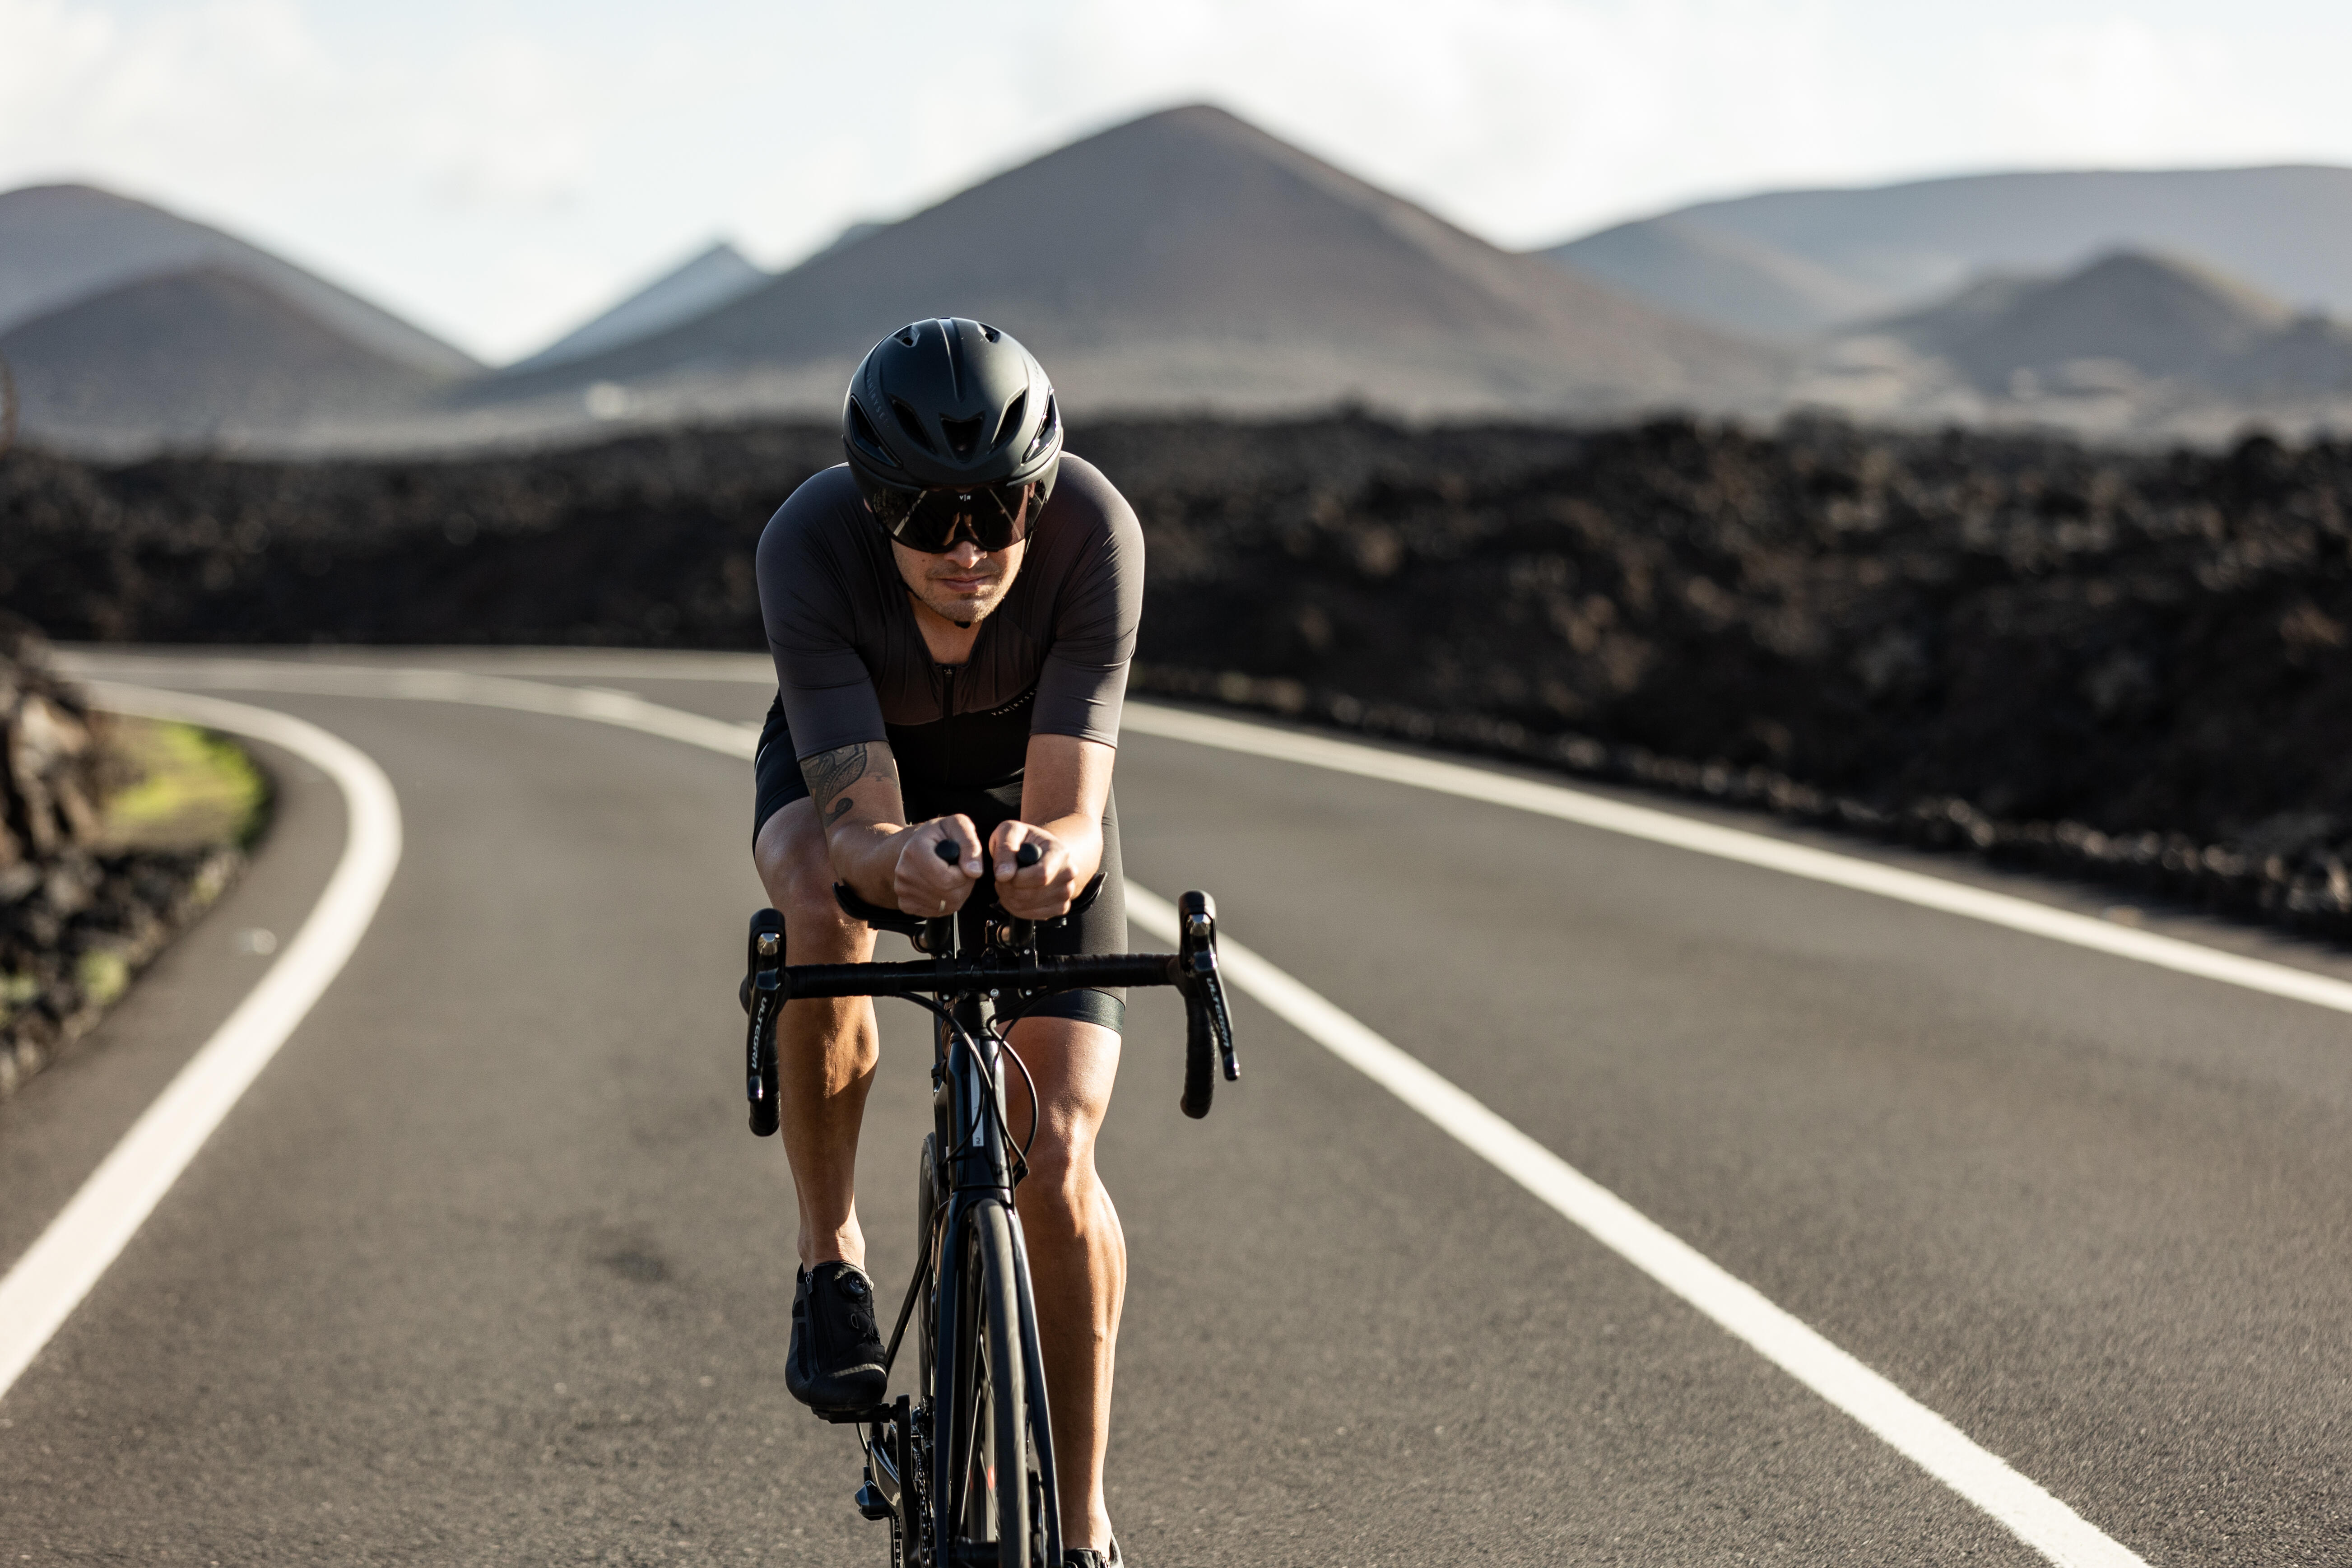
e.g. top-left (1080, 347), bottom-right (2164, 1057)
top-left (757, 799), bottom-right (871, 960)
top-left (1016, 1133), bottom-right (1103, 1220)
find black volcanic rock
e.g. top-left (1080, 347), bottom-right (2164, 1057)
top-left (4, 415), bottom-right (2350, 937)
top-left (0, 614), bottom-right (245, 1100)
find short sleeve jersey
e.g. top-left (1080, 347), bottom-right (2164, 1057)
top-left (755, 455), bottom-right (1145, 771)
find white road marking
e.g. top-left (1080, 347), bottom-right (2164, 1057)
top-left (0, 687), bottom-right (402, 1403)
top-left (58, 656), bottom-right (763, 758)
top-left (1121, 702), bottom-right (2352, 1018)
top-left (1124, 885), bottom-right (2146, 1568)
top-left (29, 657), bottom-right (2165, 1563)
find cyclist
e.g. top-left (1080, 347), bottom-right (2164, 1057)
top-left (752, 318), bottom-right (1139, 1568)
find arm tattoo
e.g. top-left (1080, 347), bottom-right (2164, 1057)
top-left (802, 742), bottom-right (897, 823)
top-left (800, 743), bottom-right (869, 815)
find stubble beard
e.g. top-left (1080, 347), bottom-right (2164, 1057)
top-left (916, 576), bottom-right (1004, 626)
top-left (896, 542), bottom-right (1024, 628)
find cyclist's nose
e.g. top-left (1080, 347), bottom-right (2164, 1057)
top-left (940, 539), bottom-right (987, 569)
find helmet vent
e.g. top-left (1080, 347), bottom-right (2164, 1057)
top-left (846, 397), bottom-right (899, 467)
top-left (1023, 393), bottom-right (1060, 462)
top-left (939, 413), bottom-right (985, 460)
top-left (977, 322), bottom-right (1001, 343)
top-left (993, 392), bottom-right (1027, 451)
top-left (888, 397), bottom-right (938, 454)
top-left (894, 324), bottom-right (919, 347)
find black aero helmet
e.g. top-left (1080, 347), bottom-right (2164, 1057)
top-left (842, 318), bottom-right (1062, 553)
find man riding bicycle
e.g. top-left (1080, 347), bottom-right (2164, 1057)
top-left (751, 318), bottom-right (1139, 1568)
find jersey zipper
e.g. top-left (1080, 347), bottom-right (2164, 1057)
top-left (939, 661), bottom-right (957, 782)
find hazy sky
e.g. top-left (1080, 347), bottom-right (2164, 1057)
top-left (6, 0), bottom-right (2351, 363)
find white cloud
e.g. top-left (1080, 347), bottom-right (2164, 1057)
top-left (4, 0), bottom-right (2351, 361)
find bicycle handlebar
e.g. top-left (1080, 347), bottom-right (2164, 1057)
top-left (933, 836), bottom-right (1042, 869)
top-left (744, 909), bottom-right (786, 1138)
top-left (775, 951), bottom-right (1185, 1000)
top-left (739, 883), bottom-right (1240, 1131)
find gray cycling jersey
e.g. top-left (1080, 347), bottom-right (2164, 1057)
top-left (755, 455), bottom-right (1144, 765)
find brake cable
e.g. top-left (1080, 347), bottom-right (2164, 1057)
top-left (988, 1024), bottom-right (1040, 1173)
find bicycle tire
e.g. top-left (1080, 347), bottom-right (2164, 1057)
top-left (916, 1133), bottom-right (941, 1396)
top-left (960, 1200), bottom-right (1035, 1568)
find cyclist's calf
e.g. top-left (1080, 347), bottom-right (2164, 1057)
top-left (755, 797), bottom-right (882, 1270)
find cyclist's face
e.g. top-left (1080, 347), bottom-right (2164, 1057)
top-left (891, 534), bottom-right (1025, 628)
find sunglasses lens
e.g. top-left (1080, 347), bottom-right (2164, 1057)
top-left (865, 480), bottom-right (1037, 553)
top-left (860, 482), bottom-right (921, 535)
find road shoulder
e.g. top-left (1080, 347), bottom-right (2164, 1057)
top-left (0, 732), bottom-right (345, 1275)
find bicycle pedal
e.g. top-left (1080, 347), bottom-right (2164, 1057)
top-left (854, 1481), bottom-right (893, 1521)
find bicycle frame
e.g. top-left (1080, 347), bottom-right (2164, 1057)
top-left (927, 983), bottom-right (1056, 1563)
top-left (741, 875), bottom-right (1238, 1568)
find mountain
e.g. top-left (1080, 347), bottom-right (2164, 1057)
top-left (1543, 217), bottom-right (1879, 337)
top-left (507, 240), bottom-right (769, 372)
top-left (810, 221), bottom-right (887, 260)
top-left (480, 104), bottom-right (1785, 423)
top-left (1789, 251), bottom-right (2352, 433)
top-left (1544, 166), bottom-right (2352, 337)
top-left (0, 183), bottom-right (479, 377)
top-left (1871, 251), bottom-right (2307, 392)
top-left (0, 266), bottom-right (443, 450)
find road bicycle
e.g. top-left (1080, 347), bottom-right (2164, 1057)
top-left (741, 840), bottom-right (1240, 1567)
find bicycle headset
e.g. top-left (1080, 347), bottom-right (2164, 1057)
top-left (841, 317), bottom-right (1064, 555)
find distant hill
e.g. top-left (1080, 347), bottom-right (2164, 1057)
top-left (0, 183), bottom-right (479, 378)
top-left (1872, 251), bottom-right (2327, 393)
top-left (1788, 250), bottom-right (2352, 435)
top-left (480, 104), bottom-right (1785, 423)
top-left (507, 240), bottom-right (769, 372)
top-left (1545, 166), bottom-right (2352, 338)
top-left (0, 267), bottom-right (443, 449)
top-left (809, 221), bottom-right (887, 261)
top-left (1544, 217), bottom-right (1880, 338)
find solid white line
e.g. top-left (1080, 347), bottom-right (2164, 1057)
top-left (1122, 885), bottom-right (2147, 1568)
top-left (0, 687), bottom-right (403, 1404)
top-left (55, 657), bottom-right (763, 759)
top-left (1121, 702), bottom-right (2352, 1018)
top-left (52, 658), bottom-right (2152, 1562)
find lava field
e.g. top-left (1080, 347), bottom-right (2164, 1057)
top-left (3, 414), bottom-right (2348, 939)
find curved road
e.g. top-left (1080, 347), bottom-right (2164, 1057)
top-left (3, 649), bottom-right (2346, 1566)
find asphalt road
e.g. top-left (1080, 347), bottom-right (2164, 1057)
top-left (2, 649), bottom-right (2346, 1567)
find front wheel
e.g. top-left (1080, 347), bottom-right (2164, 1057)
top-left (960, 1200), bottom-right (1044, 1568)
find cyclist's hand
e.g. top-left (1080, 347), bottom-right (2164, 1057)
top-left (896, 815), bottom-right (982, 916)
top-left (990, 821), bottom-right (1078, 920)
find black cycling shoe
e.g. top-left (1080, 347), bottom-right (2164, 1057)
top-left (786, 1261), bottom-right (888, 1412)
top-left (1067, 1539), bottom-right (1124, 1568)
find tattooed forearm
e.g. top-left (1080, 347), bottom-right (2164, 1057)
top-left (801, 742), bottom-right (897, 828)
top-left (800, 743), bottom-right (869, 814)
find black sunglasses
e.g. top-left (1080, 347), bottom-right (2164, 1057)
top-left (858, 475), bottom-right (1042, 553)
